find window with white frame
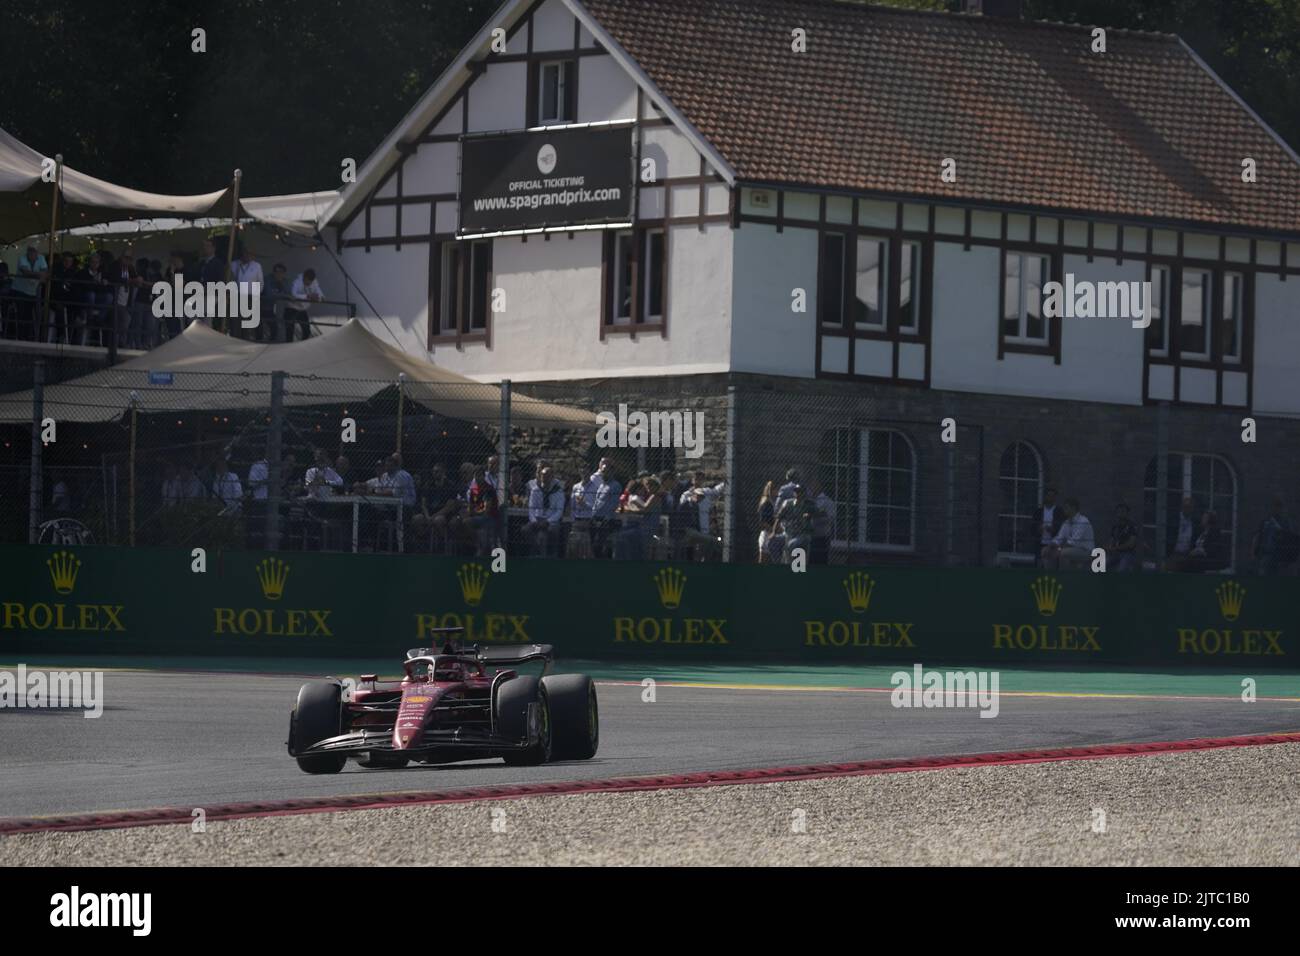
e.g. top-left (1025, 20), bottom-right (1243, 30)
top-left (1002, 251), bottom-right (1048, 343)
top-left (1142, 453), bottom-right (1237, 560)
top-left (997, 441), bottom-right (1044, 556)
top-left (438, 239), bottom-right (492, 335)
top-left (898, 240), bottom-right (921, 332)
top-left (819, 233), bottom-right (923, 335)
top-left (1222, 271), bottom-right (1242, 363)
top-left (819, 427), bottom-right (915, 549)
top-left (1145, 264), bottom-right (1170, 356)
top-left (1179, 267), bottom-right (1211, 358)
top-left (854, 237), bottom-right (887, 328)
top-left (605, 227), bottom-right (664, 328)
top-left (538, 61), bottom-right (573, 124)
top-left (819, 233), bottom-right (846, 327)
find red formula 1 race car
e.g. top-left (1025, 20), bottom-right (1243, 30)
top-left (286, 630), bottom-right (598, 774)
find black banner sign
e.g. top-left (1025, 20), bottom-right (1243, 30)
top-left (458, 125), bottom-right (634, 234)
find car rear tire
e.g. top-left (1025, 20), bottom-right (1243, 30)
top-left (290, 681), bottom-right (346, 775)
top-left (495, 676), bottom-right (552, 766)
top-left (541, 674), bottom-right (599, 761)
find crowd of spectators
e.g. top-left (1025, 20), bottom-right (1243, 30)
top-left (1, 242), bottom-right (325, 347)
top-left (1030, 486), bottom-right (1297, 575)
top-left (122, 449), bottom-right (727, 560)
top-left (754, 469), bottom-right (835, 565)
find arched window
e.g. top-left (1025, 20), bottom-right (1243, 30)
top-left (819, 427), bottom-right (916, 549)
top-left (1143, 454), bottom-right (1238, 561)
top-left (998, 441), bottom-right (1044, 557)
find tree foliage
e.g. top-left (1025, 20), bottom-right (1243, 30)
top-left (0, 0), bottom-right (1295, 197)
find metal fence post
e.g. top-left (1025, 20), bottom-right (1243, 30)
top-left (723, 383), bottom-right (736, 562)
top-left (1155, 400), bottom-right (1170, 564)
top-left (28, 360), bottom-right (45, 544)
top-left (265, 371), bottom-right (285, 550)
top-left (499, 379), bottom-right (511, 502)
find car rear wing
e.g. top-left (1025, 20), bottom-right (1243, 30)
top-left (474, 643), bottom-right (554, 667)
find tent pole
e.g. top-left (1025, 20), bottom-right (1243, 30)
top-left (395, 373), bottom-right (406, 458)
top-left (39, 154), bottom-right (62, 344)
top-left (222, 169), bottom-right (242, 335)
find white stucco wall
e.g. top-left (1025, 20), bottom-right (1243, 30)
top-left (1253, 272), bottom-right (1300, 416)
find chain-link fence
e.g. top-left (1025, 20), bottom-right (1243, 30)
top-left (2, 361), bottom-right (1295, 574)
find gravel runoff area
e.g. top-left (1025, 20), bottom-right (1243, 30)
top-left (4, 743), bottom-right (1298, 866)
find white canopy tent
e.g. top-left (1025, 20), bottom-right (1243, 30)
top-left (0, 318), bottom-right (596, 431)
top-left (0, 127), bottom-right (328, 244)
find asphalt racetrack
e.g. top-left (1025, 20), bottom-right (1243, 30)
top-left (2, 662), bottom-right (1298, 820)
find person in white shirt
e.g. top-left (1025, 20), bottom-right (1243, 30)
top-left (373, 455), bottom-right (416, 507)
top-left (523, 466), bottom-right (566, 556)
top-left (286, 269), bottom-right (323, 341)
top-left (1166, 496), bottom-right (1199, 568)
top-left (231, 249), bottom-right (264, 339)
top-left (1042, 498), bottom-right (1095, 570)
top-left (177, 464), bottom-right (206, 502)
top-left (304, 448), bottom-right (343, 499)
top-left (212, 458), bottom-right (244, 515)
top-left (571, 473), bottom-right (598, 521)
top-left (247, 458), bottom-right (269, 500)
top-left (678, 472), bottom-right (724, 559)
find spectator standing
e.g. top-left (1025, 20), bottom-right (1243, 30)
top-left (212, 457), bottom-right (244, 515)
top-left (678, 473), bottom-right (724, 560)
top-left (231, 247), bottom-right (264, 340)
top-left (1253, 496), bottom-right (1298, 575)
top-left (50, 253), bottom-right (80, 344)
top-left (177, 464), bottom-right (207, 502)
top-left (262, 263), bottom-right (290, 342)
top-left (587, 458), bottom-right (622, 557)
top-left (1166, 496), bottom-right (1200, 569)
top-left (774, 484), bottom-right (817, 563)
top-left (1033, 487), bottom-right (1066, 567)
top-left (523, 466), bottom-right (566, 556)
top-left (757, 480), bottom-right (779, 563)
top-left (807, 478), bottom-right (835, 564)
top-left (162, 254), bottom-right (186, 338)
top-left (465, 465), bottom-right (500, 556)
top-left (776, 468), bottom-right (801, 510)
top-left (12, 245), bottom-right (48, 339)
top-left (612, 476), bottom-right (664, 560)
top-left (286, 269), bottom-right (323, 341)
top-left (1107, 503), bottom-right (1140, 572)
top-left (77, 253), bottom-right (113, 346)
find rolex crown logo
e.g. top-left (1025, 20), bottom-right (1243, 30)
top-left (458, 563), bottom-right (488, 607)
top-left (256, 557), bottom-right (290, 601)
top-left (653, 568), bottom-right (686, 610)
top-left (1030, 576), bottom-right (1062, 617)
top-left (47, 550), bottom-right (81, 595)
top-left (843, 571), bottom-right (874, 613)
top-left (1216, 580), bottom-right (1245, 622)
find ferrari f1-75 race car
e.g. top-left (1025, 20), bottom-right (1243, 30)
top-left (286, 630), bottom-right (598, 774)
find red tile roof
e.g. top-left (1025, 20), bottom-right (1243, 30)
top-left (581, 0), bottom-right (1300, 235)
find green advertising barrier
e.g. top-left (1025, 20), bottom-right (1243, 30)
top-left (2, 544), bottom-right (1296, 668)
